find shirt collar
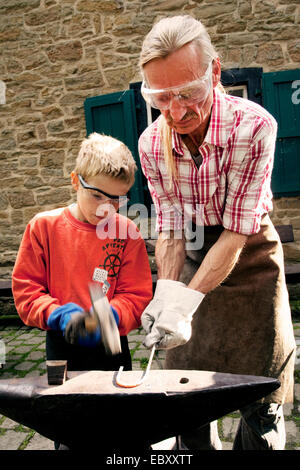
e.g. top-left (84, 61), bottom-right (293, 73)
top-left (171, 87), bottom-right (234, 153)
top-left (172, 127), bottom-right (185, 155)
top-left (204, 87), bottom-right (234, 148)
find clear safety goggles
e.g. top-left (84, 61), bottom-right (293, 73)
top-left (141, 61), bottom-right (212, 110)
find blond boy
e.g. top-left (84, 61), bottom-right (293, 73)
top-left (12, 133), bottom-right (152, 371)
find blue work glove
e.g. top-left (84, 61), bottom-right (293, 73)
top-left (70, 305), bottom-right (119, 347)
top-left (47, 303), bottom-right (84, 331)
top-left (47, 302), bottom-right (119, 347)
top-left (109, 306), bottom-right (120, 326)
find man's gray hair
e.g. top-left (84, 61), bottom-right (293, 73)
top-left (139, 16), bottom-right (221, 183)
top-left (139, 15), bottom-right (218, 72)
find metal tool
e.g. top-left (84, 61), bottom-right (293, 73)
top-left (116, 344), bottom-right (156, 388)
top-left (88, 282), bottom-right (121, 355)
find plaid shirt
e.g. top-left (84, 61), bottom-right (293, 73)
top-left (138, 88), bottom-right (278, 236)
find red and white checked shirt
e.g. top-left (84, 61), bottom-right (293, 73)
top-left (138, 88), bottom-right (278, 236)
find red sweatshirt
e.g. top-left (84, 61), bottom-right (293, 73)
top-left (12, 206), bottom-right (153, 336)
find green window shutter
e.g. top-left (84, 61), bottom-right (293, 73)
top-left (262, 70), bottom-right (300, 196)
top-left (84, 90), bottom-right (144, 205)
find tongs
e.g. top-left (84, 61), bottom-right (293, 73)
top-left (116, 344), bottom-right (156, 388)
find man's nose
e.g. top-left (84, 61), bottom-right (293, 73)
top-left (168, 97), bottom-right (187, 121)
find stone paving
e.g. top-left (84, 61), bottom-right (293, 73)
top-left (0, 320), bottom-right (299, 451)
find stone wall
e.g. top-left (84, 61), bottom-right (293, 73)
top-left (272, 197), bottom-right (300, 262)
top-left (1, 0), bottom-right (300, 278)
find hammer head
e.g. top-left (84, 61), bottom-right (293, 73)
top-left (88, 282), bottom-right (121, 356)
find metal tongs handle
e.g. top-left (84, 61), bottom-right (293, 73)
top-left (116, 345), bottom-right (156, 388)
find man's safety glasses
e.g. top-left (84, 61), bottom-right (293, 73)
top-left (78, 174), bottom-right (129, 207)
top-left (141, 61), bottom-right (212, 110)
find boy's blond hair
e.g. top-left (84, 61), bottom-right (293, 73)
top-left (74, 133), bottom-right (137, 185)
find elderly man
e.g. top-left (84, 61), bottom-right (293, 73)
top-left (138, 15), bottom-right (296, 450)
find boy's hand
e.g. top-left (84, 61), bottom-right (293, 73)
top-left (47, 303), bottom-right (99, 346)
top-left (47, 302), bottom-right (119, 347)
top-left (64, 312), bottom-right (101, 347)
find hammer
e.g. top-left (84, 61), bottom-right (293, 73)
top-left (85, 282), bottom-right (121, 355)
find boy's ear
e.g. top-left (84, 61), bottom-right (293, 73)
top-left (71, 171), bottom-right (79, 191)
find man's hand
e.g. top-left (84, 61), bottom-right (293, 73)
top-left (141, 279), bottom-right (183, 334)
top-left (142, 280), bottom-right (205, 350)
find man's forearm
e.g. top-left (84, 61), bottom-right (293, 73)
top-left (155, 230), bottom-right (186, 280)
top-left (188, 229), bottom-right (247, 294)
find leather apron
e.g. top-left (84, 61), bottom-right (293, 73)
top-left (165, 214), bottom-right (296, 404)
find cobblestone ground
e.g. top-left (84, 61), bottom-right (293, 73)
top-left (0, 321), bottom-right (299, 451)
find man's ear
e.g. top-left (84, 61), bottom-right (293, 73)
top-left (71, 171), bottom-right (79, 191)
top-left (212, 57), bottom-right (221, 88)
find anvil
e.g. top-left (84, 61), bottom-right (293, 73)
top-left (0, 369), bottom-right (280, 450)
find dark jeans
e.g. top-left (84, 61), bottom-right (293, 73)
top-left (46, 330), bottom-right (132, 371)
top-left (233, 402), bottom-right (286, 450)
top-left (180, 402), bottom-right (286, 450)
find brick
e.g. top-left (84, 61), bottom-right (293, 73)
top-left (0, 430), bottom-right (26, 450)
top-left (25, 5), bottom-right (61, 26)
top-left (77, 0), bottom-right (123, 13)
top-left (283, 403), bottom-right (293, 416)
top-left (12, 346), bottom-right (34, 354)
top-left (41, 106), bottom-right (64, 120)
top-left (46, 41), bottom-right (83, 63)
top-left (24, 432), bottom-right (54, 451)
top-left (1, 417), bottom-right (19, 429)
top-left (294, 384), bottom-right (300, 401)
top-left (257, 43), bottom-right (284, 66)
top-left (132, 349), bottom-right (151, 360)
top-left (0, 371), bottom-right (15, 379)
top-left (150, 360), bottom-right (160, 370)
top-left (285, 420), bottom-right (299, 442)
top-left (14, 361), bottom-right (35, 371)
top-left (26, 351), bottom-right (44, 360)
top-left (5, 354), bottom-right (23, 362)
top-left (221, 416), bottom-right (240, 440)
top-left (25, 369), bottom-right (43, 378)
top-left (23, 336), bottom-right (45, 345)
top-left (128, 334), bottom-right (142, 343)
top-left (131, 361), bottom-right (142, 371)
top-left (221, 440), bottom-right (233, 450)
top-left (7, 189), bottom-right (35, 209)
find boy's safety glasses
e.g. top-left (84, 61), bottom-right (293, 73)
top-left (78, 174), bottom-right (129, 207)
top-left (141, 61), bottom-right (212, 110)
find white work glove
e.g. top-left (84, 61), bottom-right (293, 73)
top-left (141, 279), bottom-right (205, 350)
top-left (141, 279), bottom-right (181, 334)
